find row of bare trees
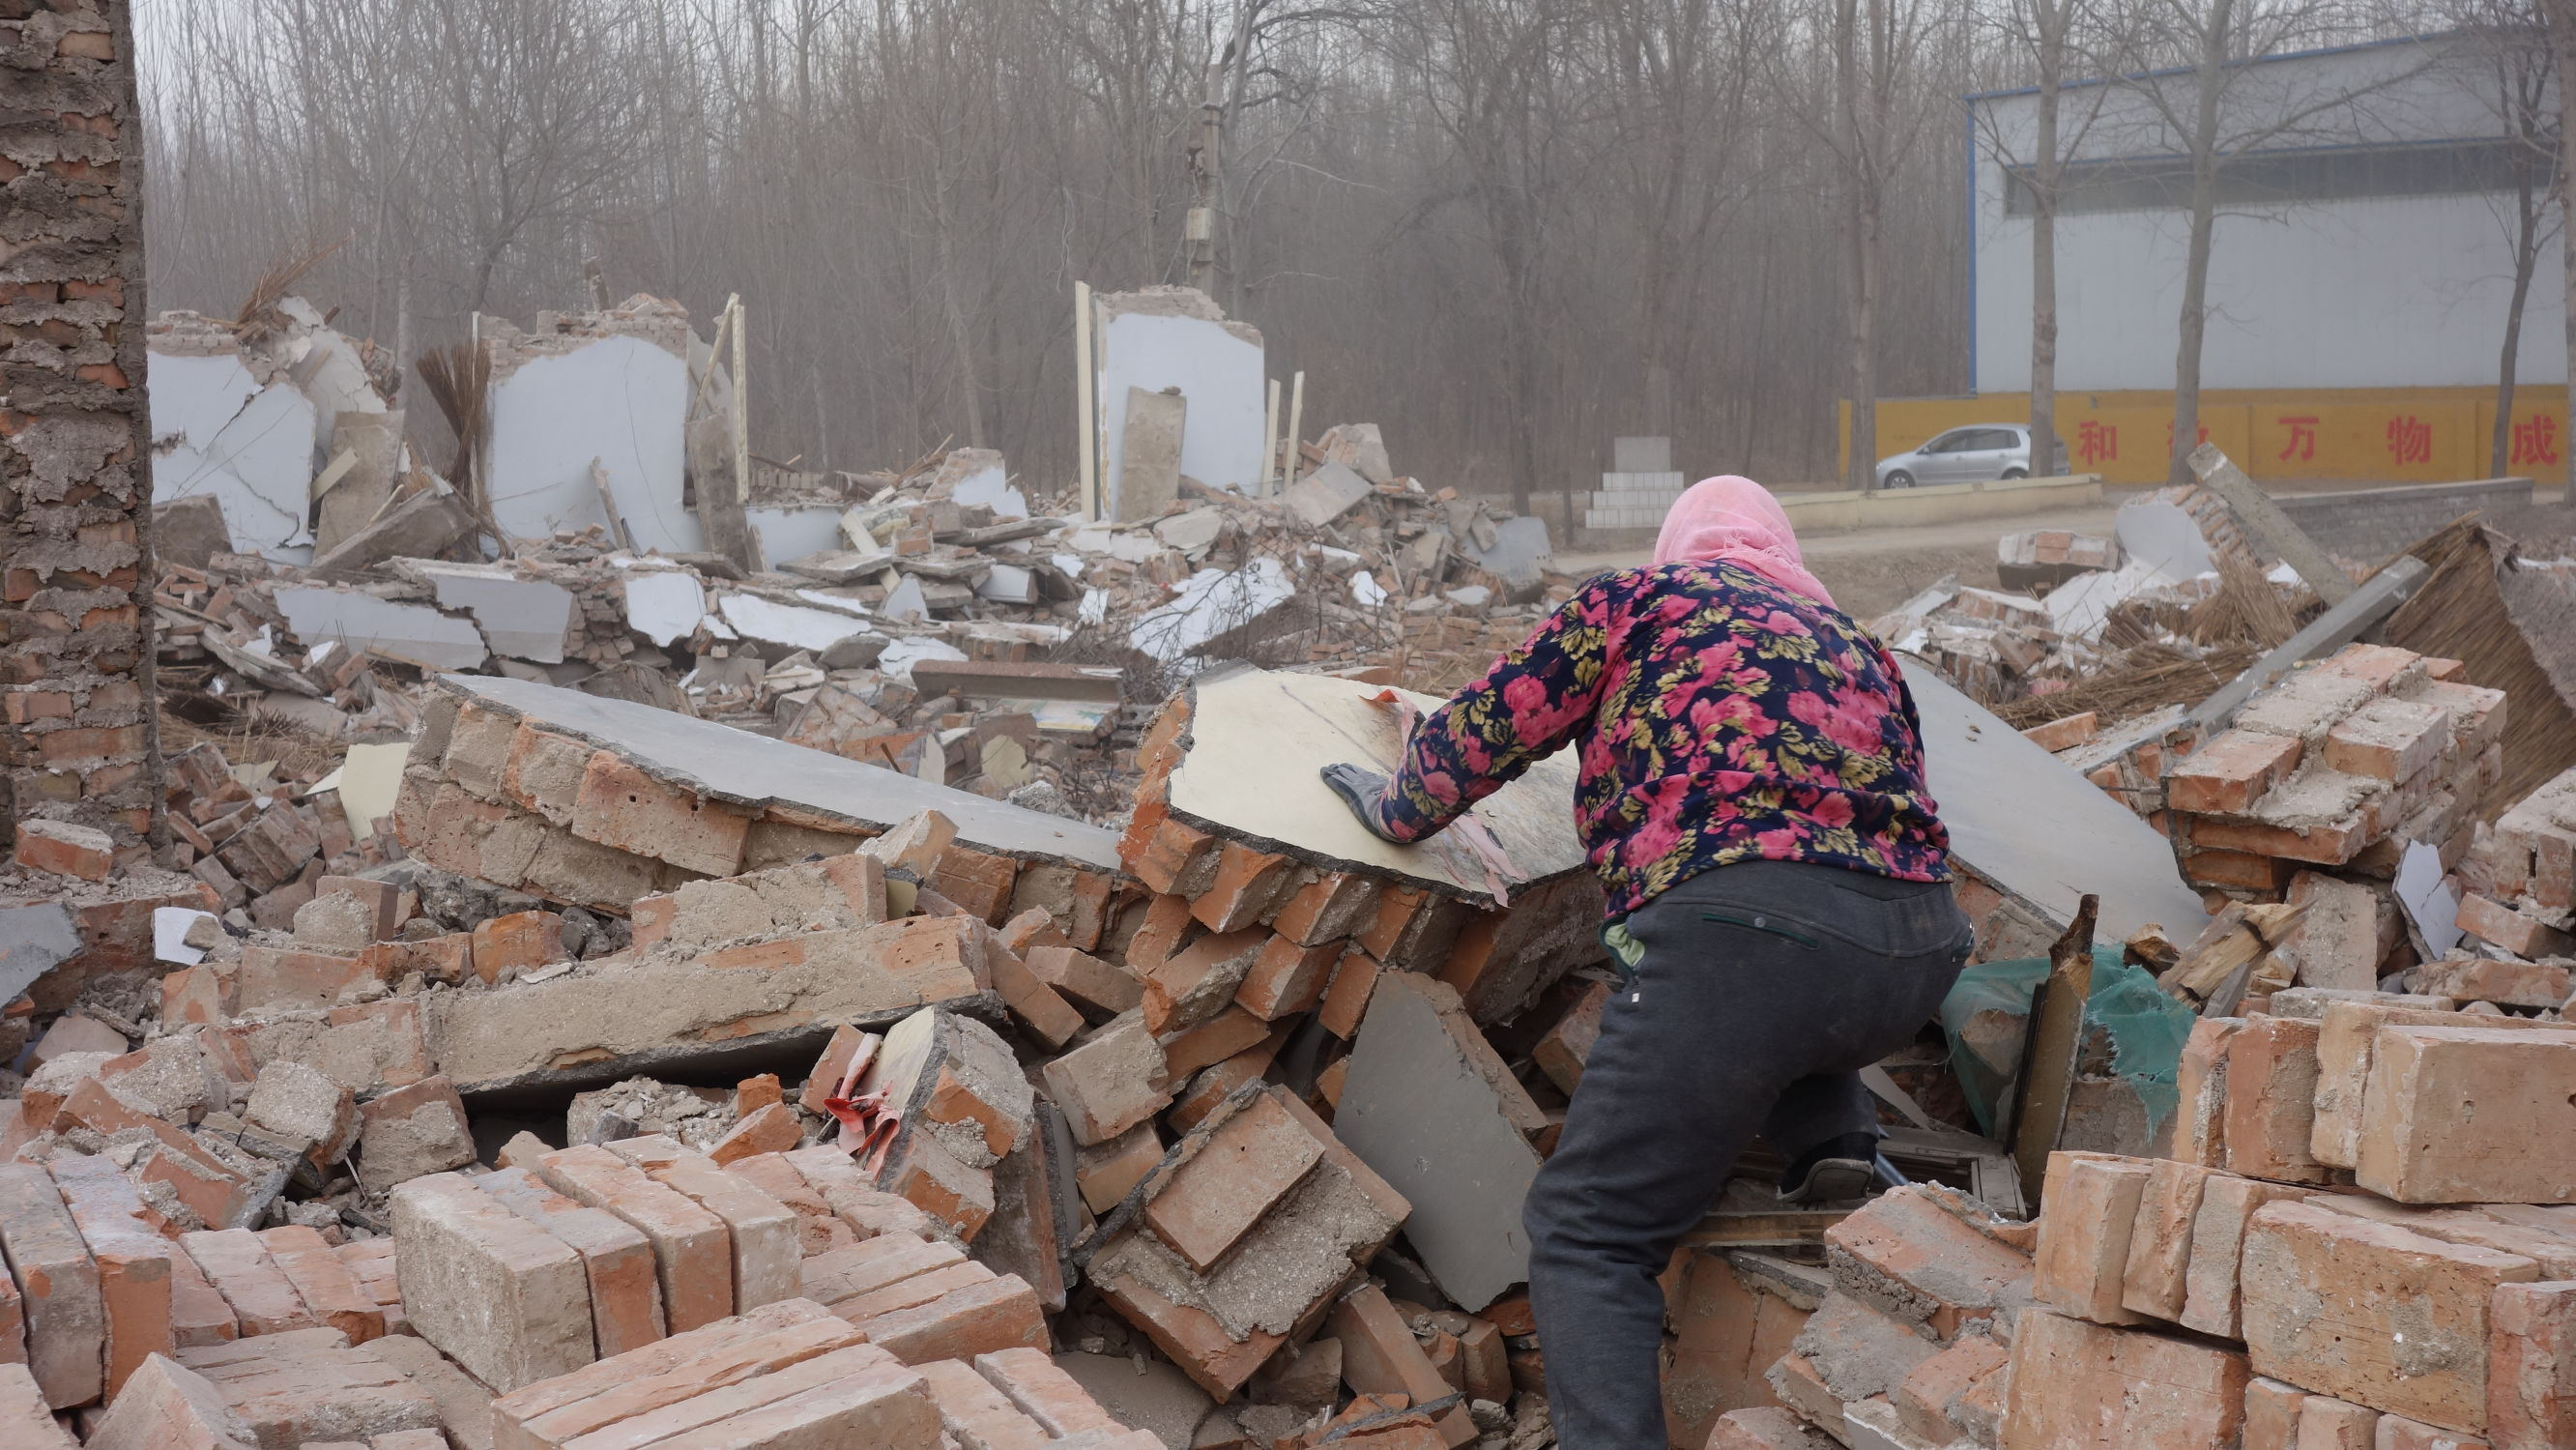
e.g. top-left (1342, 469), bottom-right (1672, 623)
top-left (140, 0), bottom-right (2550, 512)
top-left (139, 0), bottom-right (1993, 517)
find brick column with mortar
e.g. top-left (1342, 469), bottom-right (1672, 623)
top-left (0, 0), bottom-right (159, 860)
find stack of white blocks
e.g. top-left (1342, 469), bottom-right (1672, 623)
top-left (1582, 436), bottom-right (1687, 531)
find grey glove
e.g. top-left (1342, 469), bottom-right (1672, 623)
top-left (1320, 763), bottom-right (1404, 843)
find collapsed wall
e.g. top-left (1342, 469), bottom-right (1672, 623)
top-left (0, 1), bottom-right (160, 860)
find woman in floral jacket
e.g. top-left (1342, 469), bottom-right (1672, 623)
top-left (1322, 475), bottom-right (1971, 1450)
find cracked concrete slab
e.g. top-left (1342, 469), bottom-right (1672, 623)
top-left (437, 674), bottom-right (1121, 869)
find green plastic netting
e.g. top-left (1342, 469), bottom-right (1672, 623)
top-left (1937, 947), bottom-right (2197, 1141)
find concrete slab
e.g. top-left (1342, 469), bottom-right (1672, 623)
top-left (438, 674), bottom-right (1121, 868)
top-left (1114, 387), bottom-right (1187, 524)
top-left (715, 594), bottom-right (875, 654)
top-left (0, 903), bottom-right (80, 1004)
top-left (1284, 464), bottom-right (1371, 529)
top-left (1163, 668), bottom-right (1588, 909)
top-left (1898, 658), bottom-right (2210, 942)
top-left (1462, 515), bottom-right (1552, 587)
top-left (1128, 558), bottom-right (1294, 664)
top-left (1613, 436), bottom-right (1673, 473)
top-left (1332, 972), bottom-right (1544, 1310)
top-left (275, 587), bottom-right (488, 671)
top-left (410, 563), bottom-right (579, 663)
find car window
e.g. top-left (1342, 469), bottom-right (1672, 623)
top-left (1976, 428), bottom-right (2021, 450)
top-left (1924, 430), bottom-right (1974, 453)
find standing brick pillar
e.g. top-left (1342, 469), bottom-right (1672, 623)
top-left (0, 0), bottom-right (159, 859)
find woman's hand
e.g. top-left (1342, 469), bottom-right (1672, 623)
top-left (1319, 764), bottom-right (1405, 843)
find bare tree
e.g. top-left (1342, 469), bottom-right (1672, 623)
top-left (2091, 0), bottom-right (2421, 481)
top-left (1809, 0), bottom-right (1950, 490)
top-left (140, 0), bottom-right (1991, 499)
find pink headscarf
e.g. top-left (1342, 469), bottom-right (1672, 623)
top-left (1651, 475), bottom-right (1837, 609)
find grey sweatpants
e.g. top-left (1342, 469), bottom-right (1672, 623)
top-left (1521, 859), bottom-right (1972, 1450)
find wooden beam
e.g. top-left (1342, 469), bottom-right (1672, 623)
top-left (2009, 892), bottom-right (2098, 1205)
top-left (1074, 281), bottom-right (1100, 521)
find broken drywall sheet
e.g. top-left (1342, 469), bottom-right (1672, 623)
top-left (275, 585), bottom-right (489, 672)
top-left (1898, 658), bottom-right (2209, 942)
top-left (715, 593), bottom-right (875, 654)
top-left (620, 566), bottom-right (708, 647)
top-left (408, 562), bottom-right (578, 663)
top-left (748, 506), bottom-right (845, 564)
top-left (333, 740), bottom-right (413, 838)
top-left (1164, 667), bottom-right (1589, 907)
top-left (441, 674), bottom-right (1123, 867)
top-left (1333, 972), bottom-right (1543, 1311)
top-left (153, 907), bottom-right (208, 967)
top-left (483, 334), bottom-right (703, 555)
top-left (1129, 556), bottom-right (1295, 664)
top-left (1096, 287), bottom-right (1266, 512)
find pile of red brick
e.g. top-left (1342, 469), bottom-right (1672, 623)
top-left (1691, 1182), bottom-right (2037, 1450)
top-left (2456, 765), bottom-right (2576, 968)
top-left (1705, 985), bottom-right (2576, 1450)
top-left (2028, 996), bottom-right (2572, 1448)
top-left (2165, 643), bottom-right (2504, 901)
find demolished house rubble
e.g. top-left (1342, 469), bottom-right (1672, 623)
top-left (17, 256), bottom-right (2576, 1450)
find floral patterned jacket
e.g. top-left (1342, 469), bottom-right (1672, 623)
top-left (1370, 560), bottom-right (1952, 917)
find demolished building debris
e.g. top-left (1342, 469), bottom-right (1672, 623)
top-left (22, 204), bottom-right (2576, 1450)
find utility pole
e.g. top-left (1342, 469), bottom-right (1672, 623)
top-left (1185, 53), bottom-right (1225, 296)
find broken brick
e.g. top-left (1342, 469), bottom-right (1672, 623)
top-left (2032, 1152), bottom-right (2150, 1327)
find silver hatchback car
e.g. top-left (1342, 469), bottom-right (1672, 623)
top-left (1874, 423), bottom-right (2066, 489)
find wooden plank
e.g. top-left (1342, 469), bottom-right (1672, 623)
top-left (1677, 1207), bottom-right (1852, 1249)
top-left (1075, 281), bottom-right (1100, 522)
top-left (2009, 893), bottom-right (2098, 1205)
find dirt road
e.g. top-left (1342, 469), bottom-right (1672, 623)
top-left (1553, 502), bottom-right (2125, 618)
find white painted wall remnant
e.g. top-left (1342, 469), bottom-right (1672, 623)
top-left (935, 448), bottom-right (1029, 519)
top-left (146, 300), bottom-right (398, 566)
top-left (484, 332), bottom-right (702, 555)
top-left (1129, 555), bottom-right (1295, 662)
top-left (1094, 286), bottom-right (1266, 513)
top-left (619, 565), bottom-right (707, 647)
top-left (408, 561), bottom-right (579, 663)
top-left (715, 592), bottom-right (875, 653)
top-left (747, 506), bottom-right (846, 564)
